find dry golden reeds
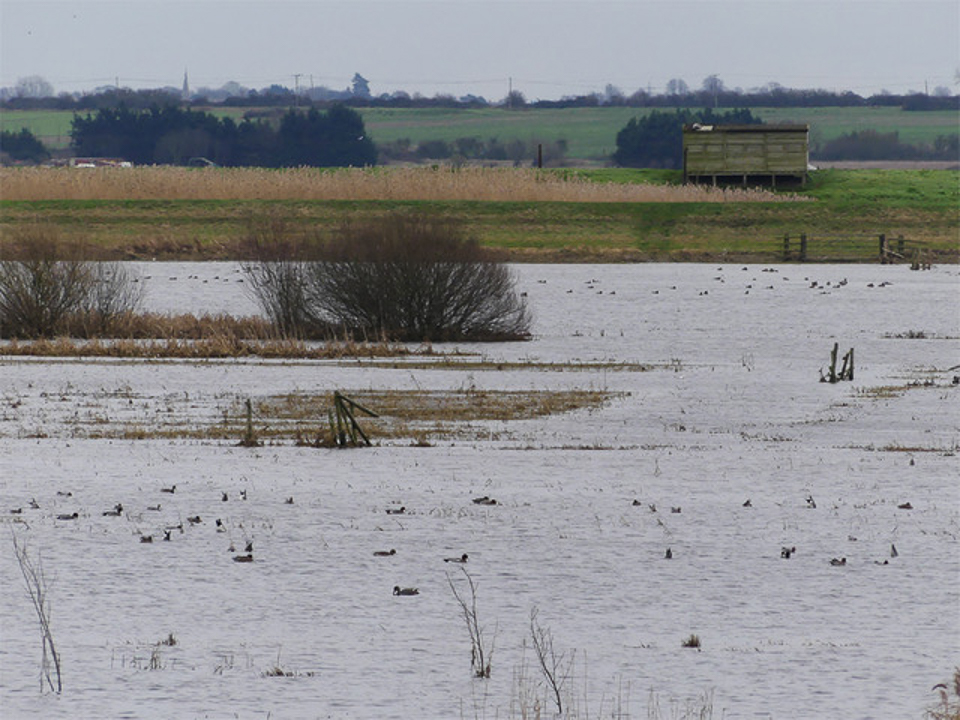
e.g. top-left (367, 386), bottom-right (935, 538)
top-left (0, 166), bottom-right (805, 203)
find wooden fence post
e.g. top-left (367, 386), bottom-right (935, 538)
top-left (879, 234), bottom-right (887, 262)
top-left (783, 234), bottom-right (791, 261)
top-left (799, 234), bottom-right (808, 262)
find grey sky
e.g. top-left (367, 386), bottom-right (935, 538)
top-left (2, 1), bottom-right (957, 99)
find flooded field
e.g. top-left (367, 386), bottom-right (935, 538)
top-left (1, 263), bottom-right (958, 719)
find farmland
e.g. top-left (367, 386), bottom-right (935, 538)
top-left (3, 105), bottom-right (958, 159)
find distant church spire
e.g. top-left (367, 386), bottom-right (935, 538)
top-left (182, 69), bottom-right (190, 101)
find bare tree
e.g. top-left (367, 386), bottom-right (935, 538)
top-left (446, 567), bottom-right (496, 678)
top-left (12, 533), bottom-right (62, 694)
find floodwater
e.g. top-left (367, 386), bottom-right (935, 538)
top-left (1, 263), bottom-right (958, 719)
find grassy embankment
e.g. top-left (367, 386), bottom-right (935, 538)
top-left (0, 166), bottom-right (956, 263)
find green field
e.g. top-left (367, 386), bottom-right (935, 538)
top-left (1, 169), bottom-right (956, 263)
top-left (3, 106), bottom-right (958, 159)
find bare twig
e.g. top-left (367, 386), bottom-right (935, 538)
top-left (11, 532), bottom-right (62, 693)
top-left (446, 566), bottom-right (496, 678)
top-left (530, 606), bottom-right (572, 715)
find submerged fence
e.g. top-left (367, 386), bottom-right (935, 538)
top-left (781, 233), bottom-right (931, 265)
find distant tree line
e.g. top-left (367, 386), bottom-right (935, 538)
top-left (3, 72), bottom-right (958, 112)
top-left (613, 108), bottom-right (761, 168)
top-left (70, 104), bottom-right (377, 167)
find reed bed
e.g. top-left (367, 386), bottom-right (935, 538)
top-left (0, 336), bottom-right (436, 360)
top-left (1, 166), bottom-right (806, 203)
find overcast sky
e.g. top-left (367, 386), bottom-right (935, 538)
top-left (2, 1), bottom-right (958, 100)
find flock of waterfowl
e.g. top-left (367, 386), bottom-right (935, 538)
top-left (375, 496), bottom-right (495, 597)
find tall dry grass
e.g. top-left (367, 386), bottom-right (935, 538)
top-left (0, 166), bottom-right (805, 203)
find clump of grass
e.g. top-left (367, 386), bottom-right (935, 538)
top-left (926, 668), bottom-right (960, 720)
top-left (682, 634), bottom-right (702, 649)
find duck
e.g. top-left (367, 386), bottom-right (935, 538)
top-left (140, 535), bottom-right (153, 543)
top-left (29, 498), bottom-right (40, 509)
top-left (393, 586), bottom-right (419, 596)
top-left (665, 548), bottom-right (673, 559)
top-left (215, 519), bottom-right (226, 533)
top-left (233, 554), bottom-right (254, 563)
top-left (648, 503), bottom-right (657, 513)
top-left (240, 490), bottom-right (248, 501)
top-left (102, 503), bottom-right (123, 517)
top-left (160, 485), bottom-right (177, 494)
top-left (57, 491), bottom-right (73, 497)
top-left (57, 512), bottom-right (79, 520)
top-left (781, 546), bottom-right (796, 559)
top-left (386, 506), bottom-right (406, 515)
top-left (632, 499), bottom-right (642, 506)
top-left (221, 492), bottom-right (229, 502)
top-left (284, 497), bottom-right (294, 505)
top-left (444, 553), bottom-right (469, 564)
top-left (163, 530), bottom-right (172, 542)
top-left (10, 508), bottom-right (22, 514)
top-left (742, 499), bottom-right (752, 507)
top-left (244, 541), bottom-right (253, 553)
top-left (373, 549), bottom-right (397, 557)
top-left (897, 502), bottom-right (913, 510)
top-left (147, 504), bottom-right (162, 512)
top-left (472, 496), bottom-right (498, 506)
top-left (806, 495), bottom-right (817, 509)
top-left (670, 506), bottom-right (682, 514)
top-left (187, 515), bottom-right (202, 525)
top-left (830, 557), bottom-right (847, 566)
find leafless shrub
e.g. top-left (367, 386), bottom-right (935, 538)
top-left (304, 214), bottom-right (531, 341)
top-left (11, 532), bottom-right (62, 693)
top-left (0, 224), bottom-right (141, 338)
top-left (446, 566), bottom-right (496, 678)
top-left (239, 214), bottom-right (316, 338)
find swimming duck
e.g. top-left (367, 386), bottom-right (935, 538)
top-left (140, 535), bottom-right (153, 543)
top-left (57, 512), bottom-right (79, 520)
top-left (830, 557), bottom-right (847, 566)
top-left (244, 541), bottom-right (253, 553)
top-left (897, 502), bottom-right (913, 510)
top-left (386, 506), bottom-right (406, 515)
top-left (670, 507), bottom-right (682, 514)
top-left (233, 554), bottom-right (254, 563)
top-left (222, 492), bottom-right (229, 502)
top-left (29, 499), bottom-right (40, 509)
top-left (373, 549), bottom-right (397, 557)
top-left (161, 485), bottom-right (177, 494)
top-left (806, 495), bottom-right (817, 509)
top-left (781, 546), bottom-right (796, 559)
top-left (10, 508), bottom-right (23, 514)
top-left (472, 496), bottom-right (498, 506)
top-left (665, 548), bottom-right (673, 559)
top-left (284, 497), bottom-right (294, 505)
top-left (742, 499), bottom-right (752, 507)
top-left (103, 503), bottom-right (123, 517)
top-left (163, 530), bottom-right (172, 541)
top-left (632, 499), bottom-right (642, 506)
top-left (444, 553), bottom-right (469, 564)
top-left (240, 490), bottom-right (248, 501)
top-left (147, 504), bottom-right (162, 511)
top-left (187, 515), bottom-right (202, 525)
top-left (215, 519), bottom-right (226, 533)
top-left (393, 586), bottom-right (419, 596)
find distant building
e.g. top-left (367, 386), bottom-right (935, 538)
top-left (682, 124), bottom-right (809, 186)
